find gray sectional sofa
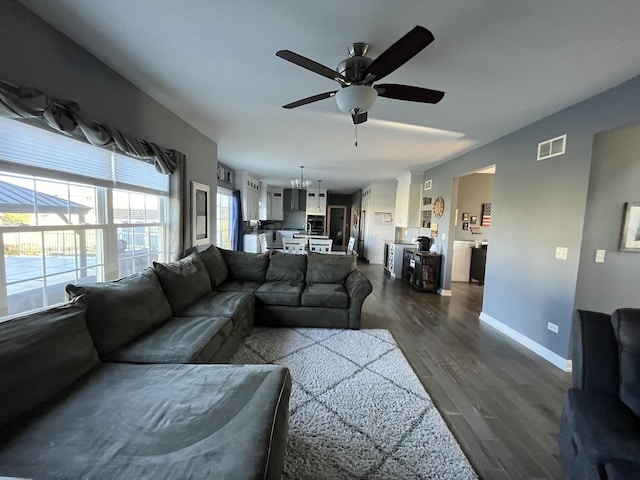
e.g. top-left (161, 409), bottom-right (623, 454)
top-left (0, 245), bottom-right (372, 479)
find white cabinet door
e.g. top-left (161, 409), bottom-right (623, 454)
top-left (236, 171), bottom-right (260, 220)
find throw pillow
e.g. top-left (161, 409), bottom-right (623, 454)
top-left (266, 250), bottom-right (307, 282)
top-left (220, 249), bottom-right (269, 283)
top-left (198, 244), bottom-right (229, 287)
top-left (154, 252), bottom-right (212, 313)
top-left (306, 252), bottom-right (357, 284)
top-left (66, 267), bottom-right (172, 354)
top-left (0, 295), bottom-right (99, 426)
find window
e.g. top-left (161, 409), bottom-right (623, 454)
top-left (0, 117), bottom-right (169, 317)
top-left (216, 188), bottom-right (232, 249)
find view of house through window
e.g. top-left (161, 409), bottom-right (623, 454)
top-left (0, 119), bottom-right (170, 318)
top-left (216, 188), bottom-right (232, 249)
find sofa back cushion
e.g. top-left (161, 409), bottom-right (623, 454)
top-left (266, 250), bottom-right (307, 282)
top-left (154, 253), bottom-right (212, 313)
top-left (306, 252), bottom-right (357, 284)
top-left (0, 296), bottom-right (99, 426)
top-left (220, 249), bottom-right (269, 283)
top-left (612, 308), bottom-right (640, 417)
top-left (66, 268), bottom-right (172, 354)
top-left (198, 244), bottom-right (229, 287)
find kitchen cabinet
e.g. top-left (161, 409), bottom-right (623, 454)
top-left (394, 171), bottom-right (423, 227)
top-left (402, 250), bottom-right (442, 293)
top-left (306, 188), bottom-right (327, 215)
top-left (259, 184), bottom-right (284, 221)
top-left (384, 241), bottom-right (412, 279)
top-left (236, 171), bottom-right (260, 220)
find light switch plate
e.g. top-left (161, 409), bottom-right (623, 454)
top-left (595, 250), bottom-right (605, 263)
top-left (555, 247), bottom-right (568, 260)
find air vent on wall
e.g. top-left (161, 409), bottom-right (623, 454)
top-left (537, 134), bottom-right (567, 161)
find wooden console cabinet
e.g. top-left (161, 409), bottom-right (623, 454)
top-left (402, 250), bottom-right (442, 293)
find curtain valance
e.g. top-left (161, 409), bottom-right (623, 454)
top-left (0, 79), bottom-right (181, 175)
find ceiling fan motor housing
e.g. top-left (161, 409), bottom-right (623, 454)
top-left (337, 43), bottom-right (373, 83)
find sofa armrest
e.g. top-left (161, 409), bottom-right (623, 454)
top-left (572, 309), bottom-right (619, 396)
top-left (345, 270), bottom-right (373, 329)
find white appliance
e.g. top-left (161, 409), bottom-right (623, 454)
top-left (451, 241), bottom-right (475, 281)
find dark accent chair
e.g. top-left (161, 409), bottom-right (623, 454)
top-left (560, 308), bottom-right (640, 480)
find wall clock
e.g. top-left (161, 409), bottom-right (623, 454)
top-left (433, 196), bottom-right (445, 218)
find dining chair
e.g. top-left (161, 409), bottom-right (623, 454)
top-left (282, 237), bottom-right (306, 254)
top-left (258, 233), bottom-right (269, 253)
top-left (309, 238), bottom-right (333, 253)
top-left (347, 237), bottom-right (356, 255)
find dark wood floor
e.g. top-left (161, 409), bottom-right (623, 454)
top-left (358, 263), bottom-right (571, 480)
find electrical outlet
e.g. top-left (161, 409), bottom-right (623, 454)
top-left (555, 247), bottom-right (568, 260)
top-left (547, 322), bottom-right (559, 333)
top-left (595, 250), bottom-right (605, 263)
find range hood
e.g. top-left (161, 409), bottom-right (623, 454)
top-left (287, 188), bottom-right (306, 211)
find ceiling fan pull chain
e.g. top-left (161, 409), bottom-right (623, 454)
top-left (354, 124), bottom-right (358, 147)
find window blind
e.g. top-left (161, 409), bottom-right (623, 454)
top-left (0, 116), bottom-right (168, 193)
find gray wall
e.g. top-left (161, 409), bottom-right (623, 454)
top-left (455, 174), bottom-right (494, 241)
top-left (575, 123), bottom-right (640, 312)
top-left (0, 1), bottom-right (218, 249)
top-left (423, 74), bottom-right (640, 360)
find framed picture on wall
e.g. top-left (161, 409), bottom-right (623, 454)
top-left (462, 222), bottom-right (469, 230)
top-left (191, 181), bottom-right (211, 247)
top-left (619, 202), bottom-right (640, 252)
top-left (462, 212), bottom-right (469, 221)
top-left (470, 215), bottom-right (477, 225)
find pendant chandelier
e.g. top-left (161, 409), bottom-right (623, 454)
top-left (291, 165), bottom-right (311, 189)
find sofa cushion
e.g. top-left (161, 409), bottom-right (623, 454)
top-left (301, 283), bottom-right (350, 308)
top-left (0, 363), bottom-right (291, 480)
top-left (0, 296), bottom-right (99, 426)
top-left (220, 249), bottom-right (269, 283)
top-left (266, 250), bottom-right (307, 282)
top-left (198, 244), bottom-right (229, 287)
top-left (306, 252), bottom-right (356, 284)
top-left (103, 316), bottom-right (234, 364)
top-left (66, 267), bottom-right (172, 355)
top-left (612, 308), bottom-right (640, 418)
top-left (154, 252), bottom-right (212, 313)
top-left (176, 291), bottom-right (254, 318)
top-left (256, 282), bottom-right (304, 306)
top-left (564, 388), bottom-right (640, 464)
top-left (215, 280), bottom-right (262, 293)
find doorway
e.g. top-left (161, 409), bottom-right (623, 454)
top-left (449, 165), bottom-right (495, 305)
top-left (327, 206), bottom-right (347, 247)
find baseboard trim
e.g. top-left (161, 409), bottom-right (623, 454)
top-left (479, 311), bottom-right (572, 372)
top-left (439, 289), bottom-right (452, 296)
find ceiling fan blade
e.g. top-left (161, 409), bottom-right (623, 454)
top-left (282, 91), bottom-right (337, 109)
top-left (375, 84), bottom-right (445, 104)
top-left (363, 26), bottom-right (435, 82)
top-left (352, 112), bottom-right (368, 124)
top-left (276, 50), bottom-right (348, 85)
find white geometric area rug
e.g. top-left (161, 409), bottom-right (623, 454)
top-left (231, 328), bottom-right (478, 480)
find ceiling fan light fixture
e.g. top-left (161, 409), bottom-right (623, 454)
top-left (335, 85), bottom-right (378, 115)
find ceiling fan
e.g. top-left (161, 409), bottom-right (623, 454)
top-left (276, 26), bottom-right (445, 125)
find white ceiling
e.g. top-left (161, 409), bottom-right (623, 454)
top-left (20, 0), bottom-right (640, 193)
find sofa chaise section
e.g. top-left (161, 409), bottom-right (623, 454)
top-left (0, 297), bottom-right (291, 480)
